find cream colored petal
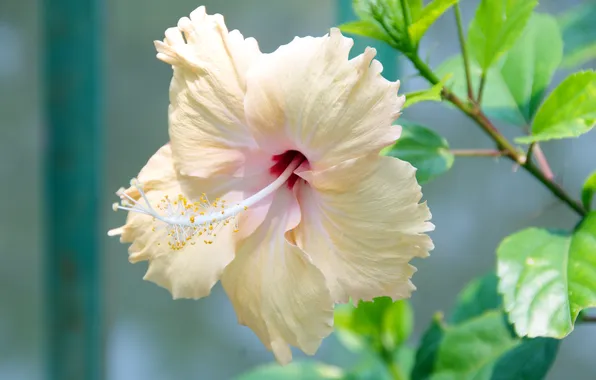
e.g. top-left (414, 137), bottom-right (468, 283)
top-left (293, 155), bottom-right (434, 304)
top-left (221, 189), bottom-right (334, 364)
top-left (244, 28), bottom-right (403, 171)
top-left (110, 145), bottom-right (234, 299)
top-left (155, 6), bottom-right (262, 177)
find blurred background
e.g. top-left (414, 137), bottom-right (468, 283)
top-left (1, 0), bottom-right (595, 379)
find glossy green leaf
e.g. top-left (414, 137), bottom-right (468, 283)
top-left (497, 214), bottom-right (596, 338)
top-left (468, 0), bottom-right (537, 70)
top-left (334, 297), bottom-right (413, 353)
top-left (581, 171), bottom-right (596, 211)
top-left (451, 273), bottom-right (502, 324)
top-left (408, 0), bottom-right (458, 46)
top-left (437, 55), bottom-right (526, 126)
top-left (403, 79), bottom-right (445, 108)
top-left (382, 124), bottom-right (454, 183)
top-left (236, 362), bottom-right (345, 380)
top-left (500, 13), bottom-right (563, 124)
top-left (559, 3), bottom-right (596, 68)
top-left (516, 71), bottom-right (596, 143)
top-left (339, 20), bottom-right (392, 43)
top-left (431, 311), bottom-right (519, 380)
top-left (411, 313), bottom-right (446, 380)
top-left (491, 338), bottom-right (560, 380)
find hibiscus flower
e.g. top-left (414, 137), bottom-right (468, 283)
top-left (109, 6), bottom-right (433, 364)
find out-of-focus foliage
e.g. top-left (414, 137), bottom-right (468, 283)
top-left (432, 311), bottom-right (519, 379)
top-left (236, 362), bottom-right (345, 380)
top-left (582, 172), bottom-right (596, 211)
top-left (414, 274), bottom-right (559, 380)
top-left (334, 298), bottom-right (413, 353)
top-left (450, 273), bottom-right (501, 324)
top-left (559, 2), bottom-right (596, 68)
top-left (411, 314), bottom-right (445, 380)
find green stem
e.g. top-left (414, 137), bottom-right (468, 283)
top-left (453, 3), bottom-right (474, 100)
top-left (380, 347), bottom-right (404, 380)
top-left (477, 71), bottom-right (487, 104)
top-left (526, 142), bottom-right (536, 159)
top-left (452, 149), bottom-right (505, 157)
top-left (399, 0), bottom-right (412, 29)
top-left (406, 54), bottom-right (587, 217)
top-left (523, 162), bottom-right (585, 215)
top-left (530, 143), bottom-right (555, 181)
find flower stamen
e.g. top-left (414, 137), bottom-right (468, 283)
top-left (109, 155), bottom-right (303, 250)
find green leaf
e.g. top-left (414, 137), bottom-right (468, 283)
top-left (382, 298), bottom-right (414, 349)
top-left (349, 0), bottom-right (457, 51)
top-left (408, 0), bottom-right (458, 46)
top-left (439, 13), bottom-right (563, 127)
top-left (468, 0), bottom-right (537, 71)
top-left (344, 361), bottom-right (392, 380)
top-left (411, 313), bottom-right (446, 380)
top-left (581, 172), bottom-right (596, 211)
top-left (451, 273), bottom-right (502, 324)
top-left (339, 20), bottom-right (392, 43)
top-left (352, 0), bottom-right (410, 50)
top-left (407, 0), bottom-right (424, 21)
top-left (334, 297), bottom-right (413, 353)
top-left (236, 362), bottom-right (345, 380)
top-left (500, 13), bottom-right (563, 124)
top-left (438, 14), bottom-right (562, 127)
top-left (397, 346), bottom-right (417, 379)
top-left (403, 79), bottom-right (446, 108)
top-left (437, 55), bottom-right (526, 126)
top-left (516, 71), bottom-right (596, 143)
top-left (491, 338), bottom-right (560, 380)
top-left (431, 311), bottom-right (520, 380)
top-left (334, 304), bottom-right (367, 352)
top-left (382, 124), bottom-right (454, 183)
top-left (497, 214), bottom-right (596, 338)
top-left (559, 3), bottom-right (596, 68)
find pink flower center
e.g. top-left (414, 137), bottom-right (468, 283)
top-left (270, 150), bottom-right (309, 189)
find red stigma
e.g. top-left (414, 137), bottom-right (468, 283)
top-left (270, 150), bottom-right (308, 189)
